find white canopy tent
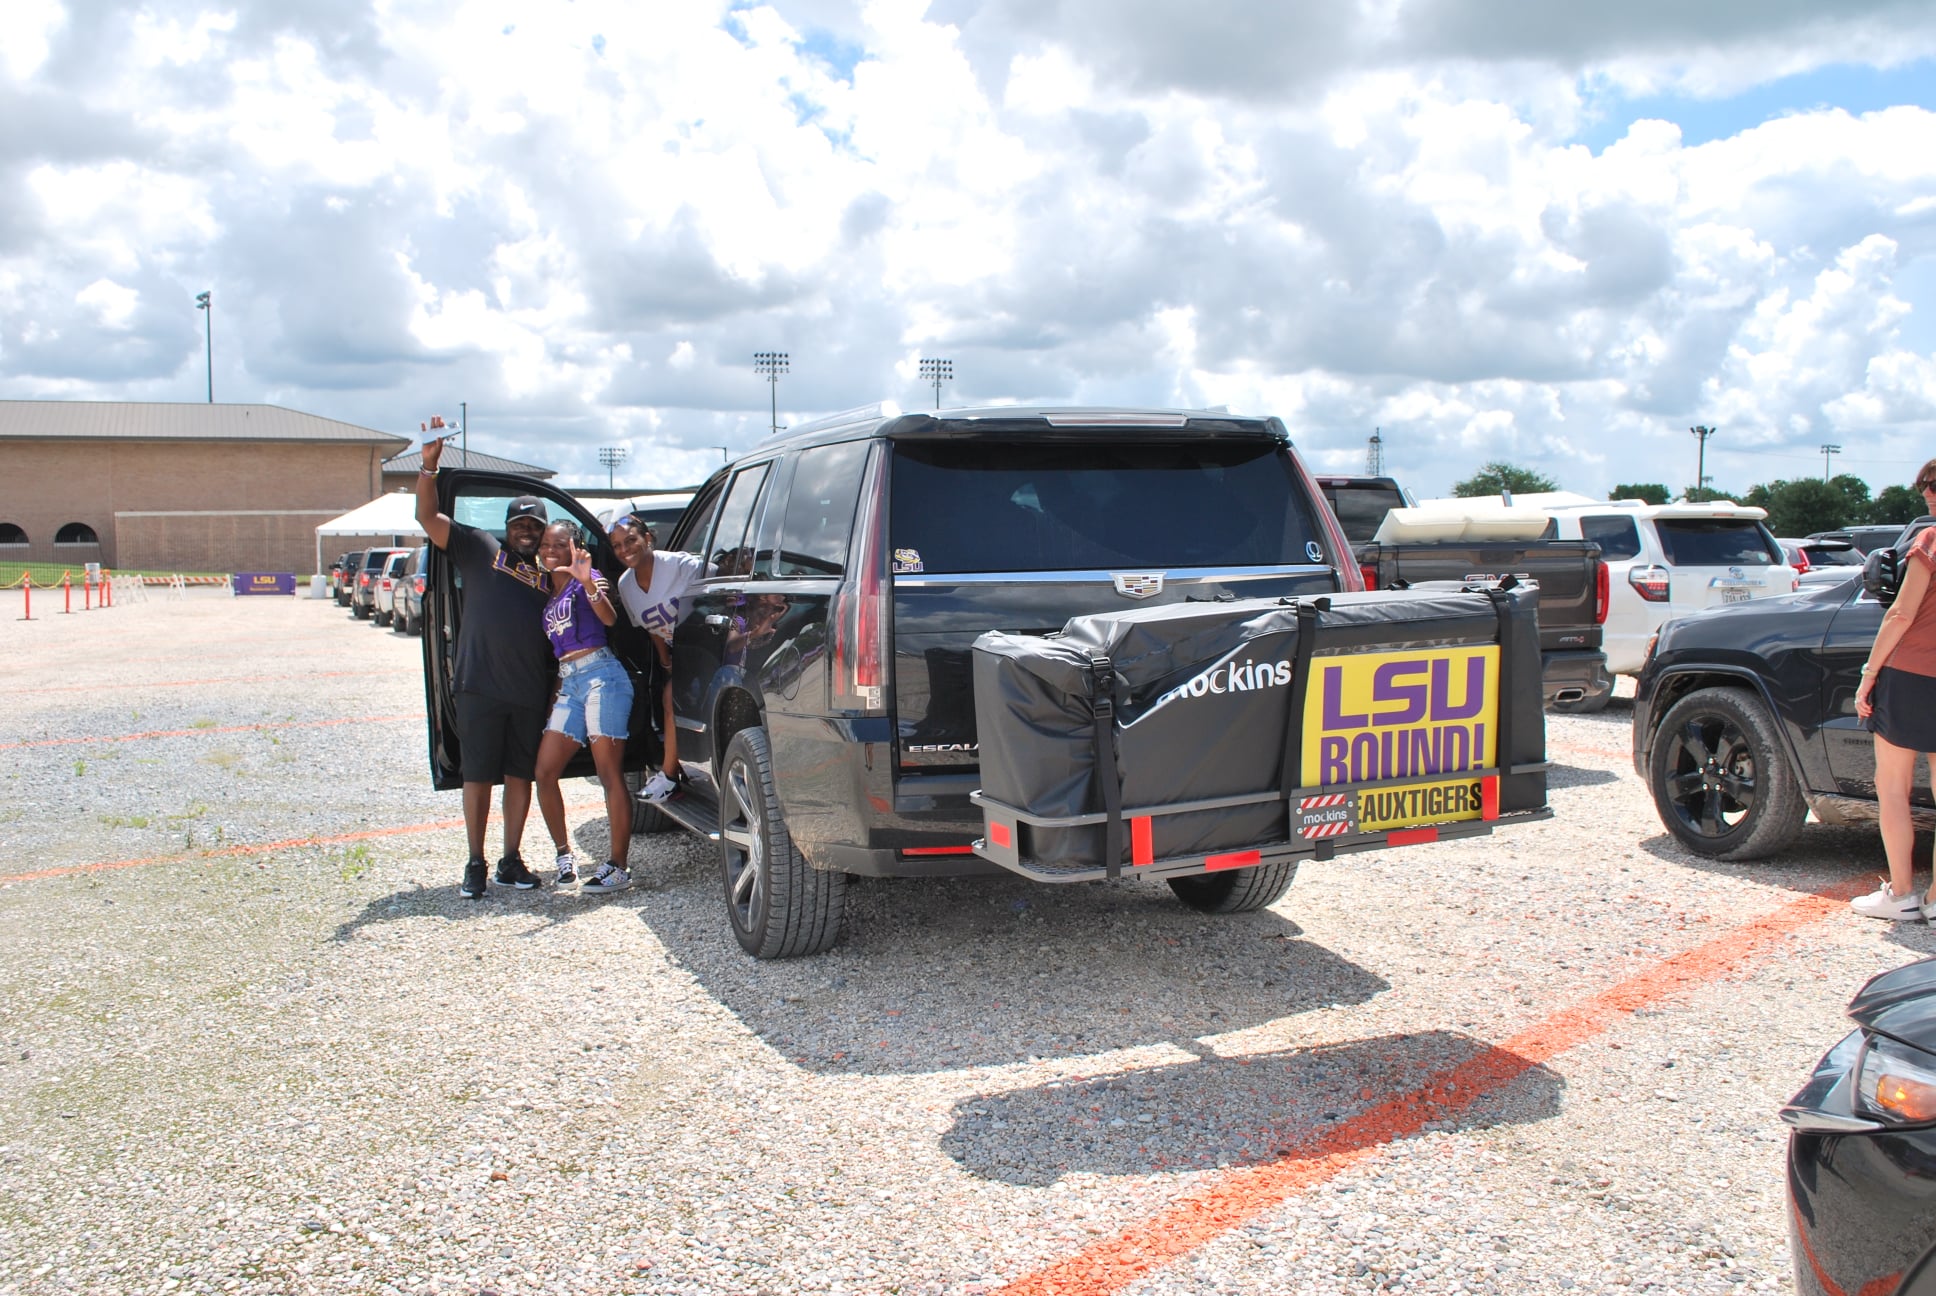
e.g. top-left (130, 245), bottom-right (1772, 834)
top-left (314, 491), bottom-right (427, 572)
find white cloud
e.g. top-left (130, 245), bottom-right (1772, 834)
top-left (0, 1), bottom-right (1932, 498)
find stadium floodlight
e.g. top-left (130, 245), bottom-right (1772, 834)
top-left (754, 351), bottom-right (790, 434)
top-left (918, 357), bottom-right (953, 410)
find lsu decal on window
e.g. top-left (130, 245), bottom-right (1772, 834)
top-left (893, 548), bottom-right (924, 574)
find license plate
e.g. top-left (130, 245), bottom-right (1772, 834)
top-left (1721, 588), bottom-right (1751, 604)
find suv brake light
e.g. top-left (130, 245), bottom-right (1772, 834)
top-left (414, 575), bottom-right (425, 594)
top-left (1359, 563), bottom-right (1379, 591)
top-left (1629, 564), bottom-right (1670, 603)
top-left (1594, 561), bottom-right (1610, 624)
top-left (833, 446), bottom-right (891, 714)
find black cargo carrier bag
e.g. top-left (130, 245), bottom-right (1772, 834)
top-left (970, 587), bottom-right (1551, 883)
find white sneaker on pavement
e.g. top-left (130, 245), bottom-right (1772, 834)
top-left (1852, 880), bottom-right (1924, 921)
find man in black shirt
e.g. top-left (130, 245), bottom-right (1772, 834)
top-left (416, 434), bottom-right (554, 897)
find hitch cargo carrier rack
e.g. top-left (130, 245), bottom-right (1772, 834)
top-left (971, 763), bottom-right (1553, 884)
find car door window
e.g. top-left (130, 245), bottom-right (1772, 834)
top-left (772, 441), bottom-right (868, 577)
top-left (704, 463), bottom-right (773, 578)
top-left (1581, 515), bottom-right (1642, 561)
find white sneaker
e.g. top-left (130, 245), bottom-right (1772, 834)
top-left (639, 770), bottom-right (681, 803)
top-left (1852, 880), bottom-right (1924, 921)
top-left (581, 862), bottom-right (633, 894)
top-left (554, 852), bottom-right (578, 886)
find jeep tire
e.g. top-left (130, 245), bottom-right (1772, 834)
top-left (719, 727), bottom-right (845, 958)
top-left (1167, 859), bottom-right (1298, 913)
top-left (1648, 685), bottom-right (1806, 860)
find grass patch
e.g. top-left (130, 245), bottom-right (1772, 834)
top-left (336, 843), bottom-right (373, 882)
top-left (201, 750), bottom-right (243, 771)
top-left (190, 717), bottom-right (218, 730)
top-left (0, 561), bottom-right (226, 586)
top-left (98, 813), bottom-right (151, 829)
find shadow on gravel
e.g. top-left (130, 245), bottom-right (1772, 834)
top-left (1546, 763), bottom-right (1621, 791)
top-left (327, 813), bottom-right (699, 942)
top-left (641, 871), bottom-right (1390, 1078)
top-left (939, 1030), bottom-right (1562, 1186)
top-left (1634, 825), bottom-right (1893, 898)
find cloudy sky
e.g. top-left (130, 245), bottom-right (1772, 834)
top-left (3, 0), bottom-right (1935, 498)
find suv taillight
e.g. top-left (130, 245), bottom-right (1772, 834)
top-left (1359, 563), bottom-right (1379, 590)
top-left (360, 573), bottom-right (371, 587)
top-left (832, 446), bottom-right (891, 714)
top-left (1629, 564), bottom-right (1670, 603)
top-left (1594, 561), bottom-right (1610, 624)
top-left (414, 575), bottom-right (425, 594)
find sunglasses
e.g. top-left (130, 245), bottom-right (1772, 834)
top-left (1918, 480), bottom-right (1936, 493)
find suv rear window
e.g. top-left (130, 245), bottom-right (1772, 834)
top-left (890, 439), bottom-right (1327, 574)
top-left (1655, 519), bottom-right (1781, 567)
top-left (1580, 514), bottom-right (1642, 561)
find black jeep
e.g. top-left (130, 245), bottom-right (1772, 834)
top-left (423, 405), bottom-right (1359, 956)
top-left (1632, 517), bottom-right (1933, 859)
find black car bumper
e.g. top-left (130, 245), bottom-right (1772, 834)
top-left (1783, 1029), bottom-right (1936, 1295)
top-left (1541, 649), bottom-right (1612, 705)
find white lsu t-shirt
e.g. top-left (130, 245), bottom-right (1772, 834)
top-left (617, 551), bottom-right (707, 642)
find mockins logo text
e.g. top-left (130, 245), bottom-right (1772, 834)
top-left (1150, 656), bottom-right (1294, 711)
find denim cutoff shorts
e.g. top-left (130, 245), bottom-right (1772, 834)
top-left (547, 648), bottom-right (633, 746)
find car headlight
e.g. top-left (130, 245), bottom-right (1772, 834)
top-left (1856, 1034), bottom-right (1936, 1125)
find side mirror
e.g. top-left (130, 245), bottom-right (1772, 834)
top-left (1864, 547), bottom-right (1901, 605)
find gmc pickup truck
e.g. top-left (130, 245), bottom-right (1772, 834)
top-left (1355, 506), bottom-right (1612, 712)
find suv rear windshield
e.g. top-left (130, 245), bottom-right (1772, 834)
top-left (1655, 519), bottom-right (1781, 567)
top-left (1321, 483), bottom-right (1406, 544)
top-left (890, 439), bottom-right (1327, 574)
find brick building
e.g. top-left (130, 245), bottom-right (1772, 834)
top-left (0, 401), bottom-right (410, 574)
top-left (379, 446), bottom-right (555, 495)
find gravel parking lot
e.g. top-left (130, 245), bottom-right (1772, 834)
top-left (2, 590), bottom-right (1931, 1296)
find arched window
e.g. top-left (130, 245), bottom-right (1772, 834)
top-left (0, 523), bottom-right (25, 546)
top-left (55, 523), bottom-right (99, 545)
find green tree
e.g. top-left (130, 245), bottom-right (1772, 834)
top-left (1452, 461), bottom-right (1559, 498)
top-left (1828, 473), bottom-right (1873, 522)
top-left (1759, 478), bottom-right (1854, 537)
top-left (1610, 483), bottom-right (1670, 505)
top-left (1872, 484), bottom-right (1926, 526)
top-left (1681, 484), bottom-right (1736, 503)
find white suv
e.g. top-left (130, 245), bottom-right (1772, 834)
top-left (1536, 498), bottom-right (1798, 678)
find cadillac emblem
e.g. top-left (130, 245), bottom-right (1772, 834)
top-left (1113, 573), bottom-right (1164, 600)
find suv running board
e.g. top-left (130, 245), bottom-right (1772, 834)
top-left (643, 790), bottom-right (721, 841)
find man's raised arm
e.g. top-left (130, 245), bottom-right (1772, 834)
top-left (415, 431), bottom-right (454, 550)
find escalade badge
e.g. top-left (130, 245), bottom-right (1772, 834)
top-left (1113, 573), bottom-right (1164, 600)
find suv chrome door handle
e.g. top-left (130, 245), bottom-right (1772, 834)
top-left (705, 614), bottom-right (730, 626)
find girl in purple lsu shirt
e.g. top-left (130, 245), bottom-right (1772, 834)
top-left (532, 521), bottom-right (636, 894)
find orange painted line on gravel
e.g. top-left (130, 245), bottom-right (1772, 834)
top-left (997, 876), bottom-right (1869, 1296)
top-left (0, 801), bottom-right (612, 886)
top-left (28, 669), bottom-right (372, 694)
top-left (0, 714), bottom-right (417, 751)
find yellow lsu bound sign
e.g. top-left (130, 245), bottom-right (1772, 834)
top-left (1299, 645), bottom-right (1500, 833)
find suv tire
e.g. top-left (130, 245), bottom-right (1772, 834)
top-left (1167, 860), bottom-right (1298, 913)
top-left (719, 727), bottom-right (846, 958)
top-left (1648, 686), bottom-right (1806, 860)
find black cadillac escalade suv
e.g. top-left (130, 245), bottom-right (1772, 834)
top-left (424, 405), bottom-right (1360, 957)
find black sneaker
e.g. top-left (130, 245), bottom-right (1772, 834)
top-left (494, 855), bottom-right (542, 890)
top-left (460, 859), bottom-right (488, 899)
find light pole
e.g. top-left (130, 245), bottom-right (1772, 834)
top-left (194, 291), bottom-right (212, 402)
top-left (1821, 444), bottom-right (1841, 480)
top-left (460, 401), bottom-right (468, 468)
top-left (597, 446), bottom-right (629, 490)
top-left (918, 357), bottom-right (952, 410)
top-left (1689, 425), bottom-right (1716, 499)
top-left (710, 445), bottom-right (730, 464)
top-left (754, 351), bottom-right (788, 434)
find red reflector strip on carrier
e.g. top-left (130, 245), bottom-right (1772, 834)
top-left (989, 821), bottom-right (1012, 849)
top-left (1204, 849), bottom-right (1261, 872)
top-left (1131, 816), bottom-right (1153, 866)
top-left (1481, 775), bottom-right (1500, 821)
top-left (901, 845), bottom-right (975, 856)
top-left (1386, 827), bottom-right (1440, 847)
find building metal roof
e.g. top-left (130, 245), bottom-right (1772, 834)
top-left (382, 447), bottom-right (557, 479)
top-left (0, 400), bottom-right (411, 449)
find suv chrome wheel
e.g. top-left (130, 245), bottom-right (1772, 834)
top-left (1648, 686), bottom-right (1805, 860)
top-left (719, 727), bottom-right (845, 958)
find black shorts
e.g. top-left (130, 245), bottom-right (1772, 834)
top-left (455, 691), bottom-right (545, 784)
top-left (1872, 666), bottom-right (1936, 753)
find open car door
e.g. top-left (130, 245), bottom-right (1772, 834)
top-left (421, 469), bottom-right (663, 791)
